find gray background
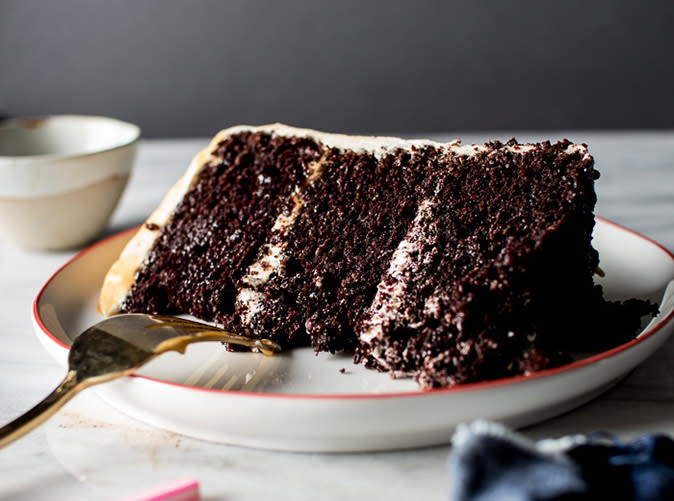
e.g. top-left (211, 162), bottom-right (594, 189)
top-left (2, 0), bottom-right (673, 137)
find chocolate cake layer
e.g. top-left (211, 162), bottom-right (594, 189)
top-left (100, 124), bottom-right (656, 389)
top-left (243, 147), bottom-right (427, 352)
top-left (357, 141), bottom-right (601, 386)
top-left (122, 132), bottom-right (320, 325)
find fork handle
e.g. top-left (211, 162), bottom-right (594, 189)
top-left (0, 370), bottom-right (80, 448)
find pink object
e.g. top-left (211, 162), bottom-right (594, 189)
top-left (115, 477), bottom-right (200, 501)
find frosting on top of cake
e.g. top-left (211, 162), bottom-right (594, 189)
top-left (223, 124), bottom-right (588, 159)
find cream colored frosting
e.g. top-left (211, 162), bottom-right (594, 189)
top-left (235, 156), bottom-right (327, 327)
top-left (359, 200), bottom-right (438, 373)
top-left (219, 124), bottom-right (588, 158)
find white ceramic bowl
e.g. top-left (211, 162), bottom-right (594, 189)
top-left (0, 115), bottom-right (140, 250)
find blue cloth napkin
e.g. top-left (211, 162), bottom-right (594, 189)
top-left (448, 421), bottom-right (674, 501)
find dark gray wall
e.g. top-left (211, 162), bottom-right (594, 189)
top-left (2, 0), bottom-right (673, 137)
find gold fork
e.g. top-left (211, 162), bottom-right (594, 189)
top-left (0, 313), bottom-right (280, 448)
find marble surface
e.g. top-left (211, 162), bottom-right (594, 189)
top-left (1, 131), bottom-right (673, 500)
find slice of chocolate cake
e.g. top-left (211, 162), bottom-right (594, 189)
top-left (99, 124), bottom-right (655, 389)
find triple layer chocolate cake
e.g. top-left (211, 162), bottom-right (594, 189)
top-left (98, 124), bottom-right (654, 389)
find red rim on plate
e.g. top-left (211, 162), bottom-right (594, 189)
top-left (33, 217), bottom-right (674, 400)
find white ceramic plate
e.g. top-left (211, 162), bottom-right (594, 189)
top-left (33, 218), bottom-right (674, 452)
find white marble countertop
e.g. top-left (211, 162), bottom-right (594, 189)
top-left (1, 131), bottom-right (673, 500)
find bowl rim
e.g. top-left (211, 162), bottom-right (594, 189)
top-left (0, 114), bottom-right (141, 162)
